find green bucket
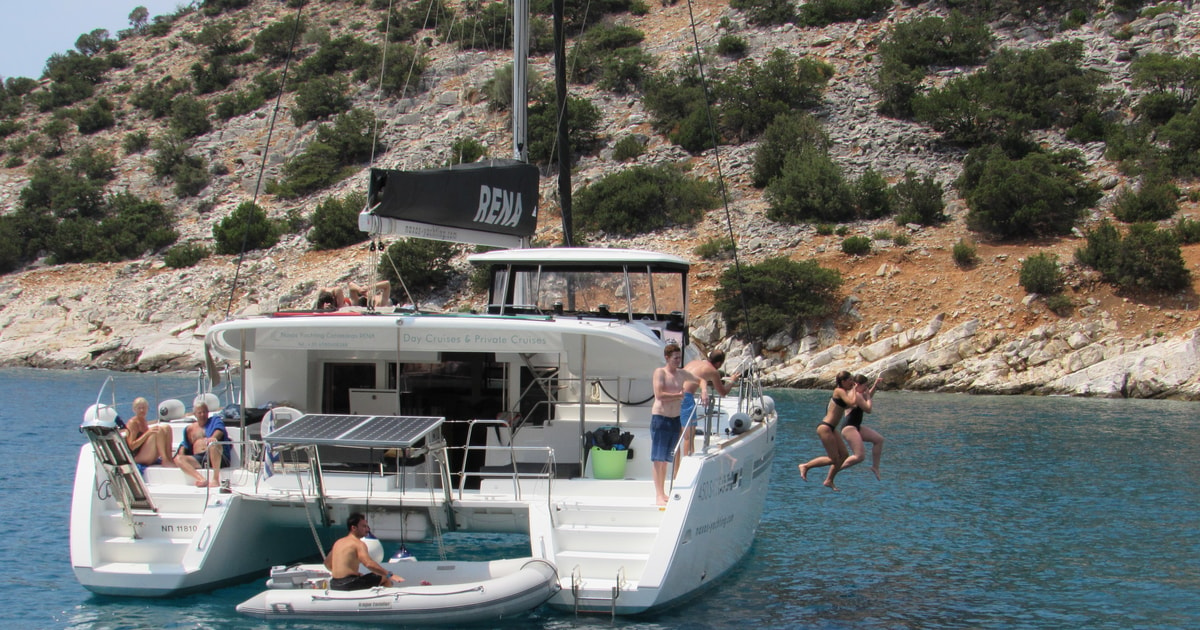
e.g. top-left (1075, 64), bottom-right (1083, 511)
top-left (591, 446), bottom-right (628, 479)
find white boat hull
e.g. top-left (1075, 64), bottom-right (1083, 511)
top-left (236, 558), bottom-right (560, 624)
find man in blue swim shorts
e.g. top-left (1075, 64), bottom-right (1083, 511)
top-left (650, 343), bottom-right (699, 506)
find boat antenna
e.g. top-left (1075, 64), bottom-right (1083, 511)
top-left (224, 2), bottom-right (306, 319)
top-left (682, 0), bottom-right (759, 358)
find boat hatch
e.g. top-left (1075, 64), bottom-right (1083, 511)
top-left (264, 414), bottom-right (443, 448)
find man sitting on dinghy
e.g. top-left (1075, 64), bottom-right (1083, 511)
top-left (325, 513), bottom-right (403, 590)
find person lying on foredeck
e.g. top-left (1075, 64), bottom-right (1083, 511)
top-left (314, 285), bottom-right (348, 311)
top-left (349, 280), bottom-right (391, 308)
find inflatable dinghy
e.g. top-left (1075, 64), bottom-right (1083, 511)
top-left (236, 557), bottom-right (559, 624)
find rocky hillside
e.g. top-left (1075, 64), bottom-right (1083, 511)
top-left (1, 0), bottom-right (1198, 399)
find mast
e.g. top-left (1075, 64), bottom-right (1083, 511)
top-left (553, 0), bottom-right (573, 246)
top-left (512, 0), bottom-right (529, 162)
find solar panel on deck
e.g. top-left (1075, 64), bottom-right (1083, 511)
top-left (265, 414), bottom-right (443, 448)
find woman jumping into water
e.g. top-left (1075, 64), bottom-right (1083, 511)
top-left (798, 371), bottom-right (857, 491)
top-left (840, 374), bottom-right (885, 480)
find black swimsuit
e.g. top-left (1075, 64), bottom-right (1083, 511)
top-left (844, 406), bottom-right (864, 430)
top-left (820, 395), bottom-right (849, 432)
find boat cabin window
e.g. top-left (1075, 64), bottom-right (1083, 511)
top-left (488, 264), bottom-right (685, 320)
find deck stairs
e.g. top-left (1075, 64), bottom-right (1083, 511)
top-left (536, 490), bottom-right (665, 616)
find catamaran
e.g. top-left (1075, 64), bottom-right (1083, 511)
top-left (72, 240), bottom-right (777, 615)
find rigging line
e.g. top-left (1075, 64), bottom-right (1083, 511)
top-left (683, 0), bottom-right (757, 355)
top-left (368, 0), bottom-right (396, 169)
top-left (381, 245), bottom-right (418, 308)
top-left (224, 2), bottom-right (306, 319)
top-left (546, 0), bottom-right (595, 171)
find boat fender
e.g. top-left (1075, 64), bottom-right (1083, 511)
top-left (158, 399), bottom-right (186, 421)
top-left (728, 412), bottom-right (752, 435)
top-left (82, 404), bottom-right (122, 430)
top-left (194, 392), bottom-right (221, 413)
top-left (750, 395), bottom-right (775, 421)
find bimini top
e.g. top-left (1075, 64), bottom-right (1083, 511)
top-left (468, 247), bottom-right (690, 271)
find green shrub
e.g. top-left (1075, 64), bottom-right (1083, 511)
top-left (715, 257), bottom-right (842, 341)
top-left (201, 0), bottom-right (251, 17)
top-left (132, 77), bottom-right (190, 118)
top-left (752, 112), bottom-right (828, 188)
top-left (271, 109), bottom-right (380, 198)
top-left (611, 135), bottom-right (646, 162)
top-left (1174, 217), bottom-right (1200, 244)
top-left (1019, 252), bottom-right (1063, 294)
top-left (76, 98), bottom-right (115, 134)
top-left (854, 168), bottom-right (891, 220)
top-left (575, 164), bottom-right (719, 236)
top-left (190, 57), bottom-right (238, 94)
top-left (169, 96), bottom-right (212, 138)
top-left (1159, 103), bottom-right (1200, 176)
top-left (893, 232), bottom-right (911, 246)
top-left (815, 223), bottom-right (834, 236)
top-left (213, 201), bottom-right (278, 254)
top-left (952, 238), bottom-right (977, 267)
top-left (95, 193), bottom-right (179, 261)
top-left (377, 238), bottom-right (456, 299)
top-left (215, 89), bottom-right (266, 119)
top-left (716, 35), bottom-right (749, 59)
top-left (123, 131), bottom-right (151, 154)
top-left (255, 15), bottom-right (307, 64)
top-left (20, 153), bottom-right (111, 220)
top-left (872, 229), bottom-right (893, 241)
top-left (959, 144), bottom-right (1101, 239)
top-left (797, 0), bottom-right (893, 27)
top-left (913, 41), bottom-right (1103, 145)
top-left (483, 63), bottom-right (517, 112)
top-left (715, 50), bottom-right (833, 143)
top-left (729, 0), bottom-right (796, 26)
top-left (567, 24), bottom-right (651, 94)
top-left (190, 20), bottom-right (248, 57)
top-left (877, 11), bottom-right (994, 70)
top-left (527, 89), bottom-right (602, 167)
top-left (1045, 293), bottom-right (1074, 315)
top-left (1112, 181), bottom-right (1179, 223)
top-left (1077, 220), bottom-right (1191, 292)
top-left (448, 138), bottom-right (487, 166)
top-left (891, 171), bottom-right (946, 226)
top-left (643, 69), bottom-right (712, 152)
top-left (291, 76), bottom-right (351, 126)
top-left (172, 157), bottom-right (211, 198)
top-left (694, 237), bottom-right (735, 260)
top-left (841, 235), bottom-right (872, 256)
top-left (308, 191), bottom-right (368, 250)
top-left (765, 147), bottom-right (854, 224)
top-left (1129, 54), bottom-right (1200, 126)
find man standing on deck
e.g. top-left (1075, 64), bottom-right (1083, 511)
top-left (324, 513), bottom-right (402, 590)
top-left (650, 343), bottom-right (700, 507)
top-left (680, 350), bottom-right (741, 457)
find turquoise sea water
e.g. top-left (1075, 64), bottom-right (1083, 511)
top-left (2, 368), bottom-right (1197, 629)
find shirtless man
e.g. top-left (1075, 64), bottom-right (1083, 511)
top-left (650, 343), bottom-right (700, 506)
top-left (680, 350), bottom-right (741, 457)
top-left (324, 513), bottom-right (401, 590)
top-left (173, 402), bottom-right (230, 488)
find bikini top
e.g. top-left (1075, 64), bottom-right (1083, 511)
top-left (831, 395), bottom-right (849, 408)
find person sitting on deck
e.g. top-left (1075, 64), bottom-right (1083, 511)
top-left (125, 397), bottom-right (176, 468)
top-left (173, 401), bottom-right (231, 488)
top-left (324, 513), bottom-right (403, 590)
top-left (349, 280), bottom-right (392, 308)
